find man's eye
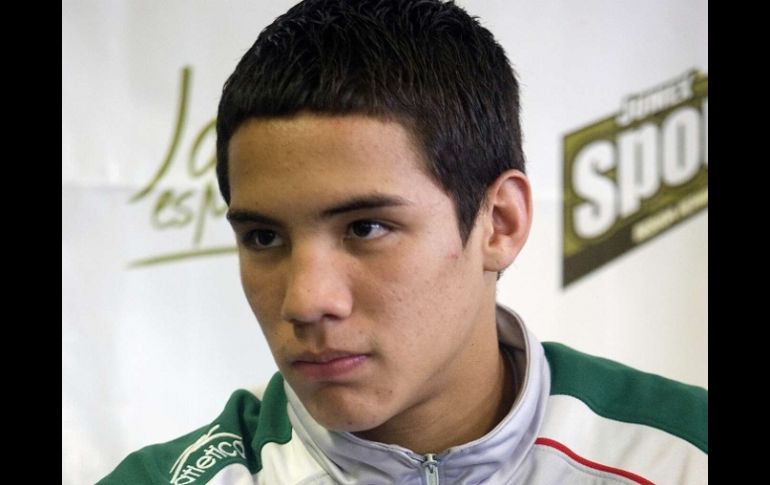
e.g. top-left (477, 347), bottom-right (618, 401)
top-left (245, 229), bottom-right (284, 249)
top-left (347, 221), bottom-right (390, 240)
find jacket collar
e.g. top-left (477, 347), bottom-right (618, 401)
top-left (285, 304), bottom-right (550, 483)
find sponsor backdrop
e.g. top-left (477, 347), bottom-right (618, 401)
top-left (62, 1), bottom-right (707, 484)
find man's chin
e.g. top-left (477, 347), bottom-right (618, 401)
top-left (304, 397), bottom-right (389, 434)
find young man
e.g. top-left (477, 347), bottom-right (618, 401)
top-left (100, 0), bottom-right (707, 483)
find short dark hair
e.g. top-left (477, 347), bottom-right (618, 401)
top-left (216, 0), bottom-right (525, 243)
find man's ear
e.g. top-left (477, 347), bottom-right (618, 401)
top-left (480, 169), bottom-right (532, 273)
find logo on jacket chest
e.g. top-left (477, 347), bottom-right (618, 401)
top-left (169, 424), bottom-right (247, 484)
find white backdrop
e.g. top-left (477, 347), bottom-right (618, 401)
top-left (62, 1), bottom-right (708, 483)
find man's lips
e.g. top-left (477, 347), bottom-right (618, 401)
top-left (291, 351), bottom-right (369, 380)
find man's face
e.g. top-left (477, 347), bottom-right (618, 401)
top-left (227, 114), bottom-right (494, 433)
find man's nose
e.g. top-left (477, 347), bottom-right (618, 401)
top-left (280, 245), bottom-right (353, 325)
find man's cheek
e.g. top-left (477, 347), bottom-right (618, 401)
top-left (259, 322), bottom-right (289, 361)
top-left (243, 279), bottom-right (281, 317)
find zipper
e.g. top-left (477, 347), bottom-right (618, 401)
top-left (421, 453), bottom-right (440, 485)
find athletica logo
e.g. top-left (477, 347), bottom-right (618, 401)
top-left (168, 424), bottom-right (246, 485)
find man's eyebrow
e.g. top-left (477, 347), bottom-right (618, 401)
top-left (225, 210), bottom-right (282, 227)
top-left (320, 194), bottom-right (411, 218)
top-left (226, 194), bottom-right (411, 226)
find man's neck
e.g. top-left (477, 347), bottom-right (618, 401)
top-left (354, 332), bottom-right (517, 455)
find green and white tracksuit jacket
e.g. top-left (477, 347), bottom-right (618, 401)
top-left (99, 306), bottom-right (708, 484)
